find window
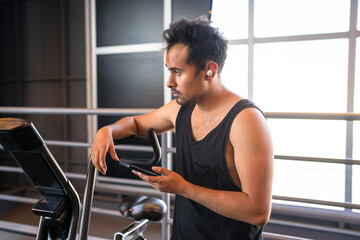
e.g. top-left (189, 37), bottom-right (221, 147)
top-left (355, 38), bottom-right (360, 113)
top-left (354, 122), bottom-right (360, 208)
top-left (253, 39), bottom-right (348, 112)
top-left (211, 0), bottom-right (248, 40)
top-left (96, 0), bottom-right (163, 46)
top-left (254, 0), bottom-right (350, 37)
top-left (221, 45), bottom-right (248, 98)
top-left (211, 0), bottom-right (358, 211)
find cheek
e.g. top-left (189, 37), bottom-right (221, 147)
top-left (179, 74), bottom-right (194, 87)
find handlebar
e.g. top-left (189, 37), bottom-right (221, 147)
top-left (116, 128), bottom-right (162, 166)
top-left (78, 128), bottom-right (161, 240)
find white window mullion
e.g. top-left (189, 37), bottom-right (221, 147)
top-left (248, 0), bottom-right (255, 100)
top-left (345, 0), bottom-right (358, 205)
top-left (96, 42), bottom-right (163, 55)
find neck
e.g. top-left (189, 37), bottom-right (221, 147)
top-left (195, 77), bottom-right (232, 112)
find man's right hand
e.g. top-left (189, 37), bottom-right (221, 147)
top-left (91, 126), bottom-right (119, 175)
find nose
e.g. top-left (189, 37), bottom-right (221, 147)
top-left (166, 74), bottom-right (176, 89)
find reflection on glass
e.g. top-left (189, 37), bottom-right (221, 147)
top-left (211, 0), bottom-right (248, 40)
top-left (221, 45), bottom-right (248, 98)
top-left (253, 39), bottom-right (348, 112)
top-left (273, 160), bottom-right (345, 204)
top-left (268, 119), bottom-right (346, 159)
top-left (254, 0), bottom-right (350, 37)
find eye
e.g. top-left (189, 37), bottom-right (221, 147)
top-left (174, 70), bottom-right (181, 75)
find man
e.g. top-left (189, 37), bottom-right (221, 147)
top-left (91, 17), bottom-right (273, 240)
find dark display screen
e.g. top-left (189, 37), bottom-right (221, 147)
top-left (12, 151), bottom-right (63, 191)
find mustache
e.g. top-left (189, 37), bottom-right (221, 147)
top-left (171, 88), bottom-right (181, 94)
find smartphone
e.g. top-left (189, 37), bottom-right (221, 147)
top-left (119, 161), bottom-right (160, 176)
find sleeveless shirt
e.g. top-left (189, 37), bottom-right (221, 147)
top-left (171, 99), bottom-right (264, 240)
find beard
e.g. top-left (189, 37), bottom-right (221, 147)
top-left (175, 97), bottom-right (191, 106)
top-left (171, 73), bottom-right (205, 105)
top-left (173, 90), bottom-right (204, 106)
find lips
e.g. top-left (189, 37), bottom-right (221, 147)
top-left (171, 90), bottom-right (180, 97)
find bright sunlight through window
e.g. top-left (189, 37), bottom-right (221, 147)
top-left (211, 0), bottom-right (359, 209)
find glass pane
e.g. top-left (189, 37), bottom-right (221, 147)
top-left (97, 52), bottom-right (163, 109)
top-left (96, 0), bottom-right (163, 46)
top-left (255, 0), bottom-right (350, 37)
top-left (221, 45), bottom-right (248, 98)
top-left (353, 165), bottom-right (360, 207)
top-left (273, 160), bottom-right (345, 203)
top-left (172, 0), bottom-right (212, 21)
top-left (354, 38), bottom-right (360, 113)
top-left (211, 0), bottom-right (248, 40)
top-left (253, 39), bottom-right (348, 112)
top-left (354, 121), bottom-right (360, 160)
top-left (358, 2), bottom-right (360, 31)
top-left (268, 119), bottom-right (346, 159)
top-left (352, 38), bottom-right (359, 210)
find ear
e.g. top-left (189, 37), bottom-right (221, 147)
top-left (205, 61), bottom-right (218, 80)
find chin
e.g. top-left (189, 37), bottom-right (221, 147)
top-left (176, 98), bottom-right (192, 106)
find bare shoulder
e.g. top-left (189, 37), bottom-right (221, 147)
top-left (133, 100), bottom-right (181, 135)
top-left (233, 107), bottom-right (267, 129)
top-left (229, 106), bottom-right (273, 221)
top-left (229, 107), bottom-right (272, 151)
top-left (159, 99), bottom-right (182, 125)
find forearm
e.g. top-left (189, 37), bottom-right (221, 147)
top-left (182, 182), bottom-right (271, 226)
top-left (105, 116), bottom-right (139, 139)
top-left (135, 166), bottom-right (271, 226)
top-left (91, 116), bottom-right (139, 174)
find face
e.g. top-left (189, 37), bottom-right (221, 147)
top-left (165, 44), bottom-right (206, 105)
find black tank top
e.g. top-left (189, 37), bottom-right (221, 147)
top-left (171, 99), bottom-right (263, 240)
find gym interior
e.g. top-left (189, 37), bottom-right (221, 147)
top-left (0, 0), bottom-right (360, 239)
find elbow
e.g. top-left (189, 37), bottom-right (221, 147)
top-left (253, 208), bottom-right (271, 227)
top-left (125, 116), bottom-right (139, 136)
top-left (255, 213), bottom-right (270, 227)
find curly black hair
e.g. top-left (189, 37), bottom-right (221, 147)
top-left (162, 16), bottom-right (228, 73)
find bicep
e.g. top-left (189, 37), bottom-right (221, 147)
top-left (133, 100), bottom-right (180, 136)
top-left (230, 108), bottom-right (273, 203)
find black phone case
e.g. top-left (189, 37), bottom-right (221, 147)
top-left (119, 161), bottom-right (160, 176)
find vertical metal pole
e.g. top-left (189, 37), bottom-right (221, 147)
top-left (161, 133), bottom-right (172, 240)
top-left (85, 0), bottom-right (98, 145)
top-left (79, 157), bottom-right (98, 240)
top-left (248, 0), bottom-right (254, 100)
top-left (163, 0), bottom-right (172, 105)
top-left (345, 0), bottom-right (358, 206)
top-left (36, 216), bottom-right (48, 240)
top-left (162, 1), bottom-right (172, 239)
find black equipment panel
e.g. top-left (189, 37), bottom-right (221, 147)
top-left (0, 118), bottom-right (69, 217)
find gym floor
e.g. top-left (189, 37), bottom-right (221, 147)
top-left (0, 203), bottom-right (162, 240)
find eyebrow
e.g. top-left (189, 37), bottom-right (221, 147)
top-left (165, 64), bottom-right (182, 71)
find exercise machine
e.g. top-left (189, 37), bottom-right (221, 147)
top-left (0, 118), bottom-right (166, 240)
top-left (0, 118), bottom-right (81, 239)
